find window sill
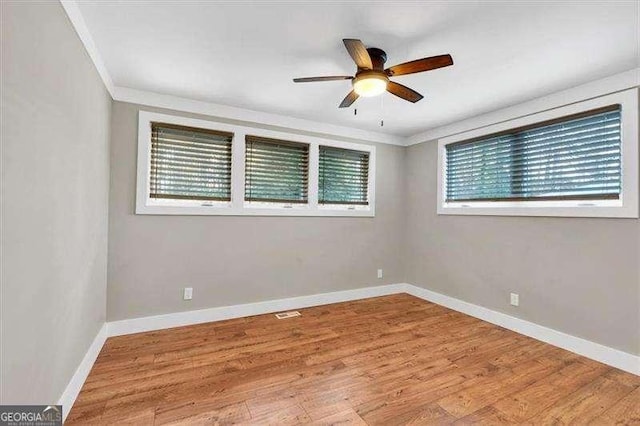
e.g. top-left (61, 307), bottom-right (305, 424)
top-left (136, 202), bottom-right (374, 217)
top-left (438, 199), bottom-right (637, 218)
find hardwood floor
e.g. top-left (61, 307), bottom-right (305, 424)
top-left (66, 294), bottom-right (640, 425)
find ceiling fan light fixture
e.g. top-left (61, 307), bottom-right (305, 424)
top-left (292, 39), bottom-right (452, 107)
top-left (352, 72), bottom-right (388, 97)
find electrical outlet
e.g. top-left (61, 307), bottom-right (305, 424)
top-left (510, 292), bottom-right (519, 306)
top-left (377, 269), bottom-right (383, 279)
top-left (183, 287), bottom-right (193, 300)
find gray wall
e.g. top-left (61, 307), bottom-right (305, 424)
top-left (108, 102), bottom-right (639, 356)
top-left (1, 2), bottom-right (111, 404)
top-left (404, 141), bottom-right (640, 355)
top-left (107, 101), bottom-right (406, 321)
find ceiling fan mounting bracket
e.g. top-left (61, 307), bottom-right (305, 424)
top-left (365, 47), bottom-right (387, 71)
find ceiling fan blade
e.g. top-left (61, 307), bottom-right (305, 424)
top-left (387, 81), bottom-right (424, 103)
top-left (293, 76), bottom-right (353, 83)
top-left (339, 90), bottom-right (359, 108)
top-left (385, 54), bottom-right (453, 77)
top-left (343, 39), bottom-right (373, 70)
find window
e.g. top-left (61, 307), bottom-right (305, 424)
top-left (438, 89), bottom-right (638, 218)
top-left (136, 111), bottom-right (376, 216)
top-left (319, 146), bottom-right (370, 205)
top-left (150, 123), bottom-right (233, 202)
top-left (245, 136), bottom-right (309, 204)
top-left (446, 106), bottom-right (621, 202)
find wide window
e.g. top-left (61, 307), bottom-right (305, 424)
top-left (244, 136), bottom-right (309, 204)
top-left (319, 146), bottom-right (370, 205)
top-left (446, 106), bottom-right (621, 202)
top-left (136, 111), bottom-right (376, 216)
top-left (438, 89), bottom-right (638, 218)
top-left (150, 123), bottom-right (233, 202)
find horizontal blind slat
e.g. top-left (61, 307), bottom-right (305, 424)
top-left (446, 155), bottom-right (622, 180)
top-left (242, 154), bottom-right (309, 168)
top-left (448, 123), bottom-right (621, 158)
top-left (150, 163), bottom-right (232, 175)
top-left (154, 133), bottom-right (232, 147)
top-left (447, 134), bottom-right (620, 166)
top-left (154, 142), bottom-right (232, 157)
top-left (447, 156), bottom-right (621, 182)
top-left (447, 126), bottom-right (621, 158)
top-left (152, 154), bottom-right (232, 167)
top-left (448, 113), bottom-right (620, 153)
top-left (447, 173), bottom-right (621, 191)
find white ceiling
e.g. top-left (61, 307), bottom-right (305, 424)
top-left (76, 1), bottom-right (639, 137)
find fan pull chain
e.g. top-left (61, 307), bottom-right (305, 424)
top-left (380, 92), bottom-right (385, 127)
top-left (354, 108), bottom-right (357, 116)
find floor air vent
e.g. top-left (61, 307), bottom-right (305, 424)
top-left (275, 311), bottom-right (301, 319)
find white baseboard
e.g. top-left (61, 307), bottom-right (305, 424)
top-left (404, 284), bottom-right (640, 376)
top-left (107, 283), bottom-right (639, 374)
top-left (59, 282), bottom-right (638, 419)
top-left (58, 323), bottom-right (107, 422)
top-left (107, 283), bottom-right (408, 337)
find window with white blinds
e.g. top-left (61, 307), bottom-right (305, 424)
top-left (319, 146), bottom-right (370, 205)
top-left (244, 135), bottom-right (309, 203)
top-left (445, 105), bottom-right (622, 202)
top-left (150, 123), bottom-right (233, 201)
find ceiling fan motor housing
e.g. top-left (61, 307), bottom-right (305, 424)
top-left (352, 48), bottom-right (389, 97)
top-left (364, 47), bottom-right (387, 71)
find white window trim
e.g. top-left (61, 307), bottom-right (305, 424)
top-left (136, 111), bottom-right (376, 216)
top-left (437, 88), bottom-right (638, 218)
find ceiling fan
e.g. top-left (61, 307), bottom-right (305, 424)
top-left (293, 39), bottom-right (453, 108)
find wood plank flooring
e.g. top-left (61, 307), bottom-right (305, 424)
top-left (66, 294), bottom-right (640, 425)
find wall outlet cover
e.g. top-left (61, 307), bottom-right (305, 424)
top-left (510, 292), bottom-right (519, 306)
top-left (183, 287), bottom-right (193, 300)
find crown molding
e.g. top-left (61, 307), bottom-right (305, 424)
top-left (60, 0), bottom-right (115, 96)
top-left (406, 68), bottom-right (640, 145)
top-left (112, 86), bottom-right (406, 145)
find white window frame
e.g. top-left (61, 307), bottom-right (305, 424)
top-left (136, 111), bottom-right (376, 216)
top-left (437, 88), bottom-right (638, 218)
